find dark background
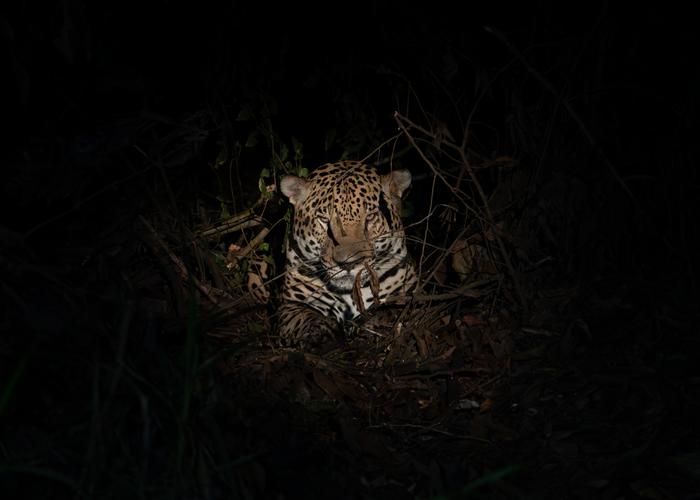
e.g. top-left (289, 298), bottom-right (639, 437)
top-left (3, 1), bottom-right (698, 277)
top-left (1, 1), bottom-right (698, 498)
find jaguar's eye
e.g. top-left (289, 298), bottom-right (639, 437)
top-left (365, 211), bottom-right (378, 223)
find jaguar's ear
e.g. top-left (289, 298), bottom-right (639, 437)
top-left (280, 175), bottom-right (310, 206)
top-left (381, 169), bottom-right (412, 199)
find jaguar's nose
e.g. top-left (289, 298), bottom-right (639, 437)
top-left (333, 240), bottom-right (372, 269)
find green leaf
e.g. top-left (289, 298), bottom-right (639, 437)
top-left (0, 356), bottom-right (27, 417)
top-left (249, 322), bottom-right (265, 334)
top-left (401, 200), bottom-right (415, 218)
top-left (245, 131), bottom-right (259, 148)
top-left (299, 167), bottom-right (309, 178)
top-left (280, 143), bottom-right (289, 162)
top-left (260, 168), bottom-right (270, 178)
top-left (258, 242), bottom-right (270, 252)
top-left (219, 202), bottom-right (230, 219)
top-left (215, 148), bottom-right (227, 167)
top-left (236, 105), bottom-right (251, 121)
top-left (292, 136), bottom-right (303, 160)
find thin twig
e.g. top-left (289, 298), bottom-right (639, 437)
top-left (198, 213), bottom-right (262, 239)
top-left (368, 422), bottom-right (492, 444)
top-left (23, 164), bottom-right (152, 240)
top-left (421, 227), bottom-right (470, 285)
top-left (485, 26), bottom-right (637, 206)
top-left (138, 216), bottom-right (221, 305)
top-left (394, 112), bottom-right (527, 312)
top-left (229, 227), bottom-right (270, 260)
top-left (384, 277), bottom-right (498, 304)
top-left (456, 146), bottom-right (527, 312)
top-left (393, 112), bottom-right (470, 208)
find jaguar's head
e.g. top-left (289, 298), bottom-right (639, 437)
top-left (281, 162), bottom-right (411, 292)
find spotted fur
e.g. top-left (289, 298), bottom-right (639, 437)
top-left (278, 161), bottom-right (416, 347)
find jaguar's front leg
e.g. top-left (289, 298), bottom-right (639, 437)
top-left (277, 301), bottom-right (342, 349)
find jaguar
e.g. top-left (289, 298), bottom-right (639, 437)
top-left (278, 160), bottom-right (417, 347)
